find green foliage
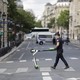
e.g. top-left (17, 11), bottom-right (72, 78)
top-left (7, 0), bottom-right (17, 19)
top-left (7, 0), bottom-right (36, 32)
top-left (57, 10), bottom-right (69, 29)
top-left (16, 9), bottom-right (35, 30)
top-left (48, 18), bottom-right (55, 28)
top-left (35, 20), bottom-right (42, 27)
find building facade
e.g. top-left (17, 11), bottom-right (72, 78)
top-left (15, 0), bottom-right (23, 10)
top-left (69, 0), bottom-right (80, 40)
top-left (0, 0), bottom-right (8, 47)
top-left (42, 3), bottom-right (53, 28)
top-left (41, 0), bottom-right (70, 33)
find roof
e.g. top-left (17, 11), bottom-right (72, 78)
top-left (57, 0), bottom-right (70, 2)
top-left (45, 3), bottom-right (52, 6)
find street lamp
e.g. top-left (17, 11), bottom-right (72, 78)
top-left (2, 12), bottom-right (6, 47)
top-left (0, 11), bottom-right (2, 48)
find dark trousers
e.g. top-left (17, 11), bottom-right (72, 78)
top-left (54, 50), bottom-right (69, 68)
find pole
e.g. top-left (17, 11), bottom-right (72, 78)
top-left (3, 18), bottom-right (5, 47)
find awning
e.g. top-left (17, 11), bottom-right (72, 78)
top-left (0, 32), bottom-right (3, 36)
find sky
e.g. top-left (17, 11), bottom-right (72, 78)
top-left (21, 0), bottom-right (57, 19)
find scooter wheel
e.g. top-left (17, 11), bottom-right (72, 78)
top-left (34, 65), bottom-right (39, 69)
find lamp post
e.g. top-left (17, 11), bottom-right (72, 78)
top-left (0, 11), bottom-right (2, 48)
top-left (2, 12), bottom-right (6, 47)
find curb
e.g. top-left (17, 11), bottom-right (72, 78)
top-left (0, 41), bottom-right (24, 61)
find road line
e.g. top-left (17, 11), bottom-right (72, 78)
top-left (32, 59), bottom-right (39, 61)
top-left (26, 42), bottom-right (30, 50)
top-left (64, 67), bottom-right (75, 71)
top-left (6, 61), bottom-right (14, 63)
top-left (19, 53), bottom-right (25, 60)
top-left (45, 58), bottom-right (52, 61)
top-left (66, 78), bottom-right (77, 80)
top-left (42, 72), bottom-right (50, 76)
top-left (19, 60), bottom-right (27, 62)
top-left (43, 76), bottom-right (52, 80)
top-left (16, 68), bottom-right (28, 73)
top-left (0, 69), bottom-right (7, 73)
top-left (17, 49), bottom-right (20, 51)
top-left (69, 57), bottom-right (79, 60)
top-left (40, 67), bottom-right (51, 72)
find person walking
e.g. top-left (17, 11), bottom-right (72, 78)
top-left (51, 32), bottom-right (69, 69)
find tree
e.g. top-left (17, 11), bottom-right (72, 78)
top-left (48, 18), bottom-right (55, 28)
top-left (7, 0), bottom-right (17, 20)
top-left (35, 20), bottom-right (42, 27)
top-left (57, 10), bottom-right (69, 29)
top-left (16, 9), bottom-right (35, 32)
top-left (57, 10), bottom-right (69, 37)
top-left (7, 0), bottom-right (36, 32)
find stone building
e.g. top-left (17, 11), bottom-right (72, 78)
top-left (15, 0), bottom-right (23, 10)
top-left (69, 0), bottom-right (80, 40)
top-left (55, 0), bottom-right (70, 33)
top-left (42, 3), bottom-right (53, 28)
top-left (0, 0), bottom-right (8, 47)
top-left (41, 0), bottom-right (70, 33)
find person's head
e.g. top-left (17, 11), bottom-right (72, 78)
top-left (55, 32), bottom-right (60, 39)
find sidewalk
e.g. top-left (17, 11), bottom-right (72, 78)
top-left (0, 41), bottom-right (24, 61)
top-left (71, 40), bottom-right (80, 48)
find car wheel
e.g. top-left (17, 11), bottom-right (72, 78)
top-left (36, 41), bottom-right (38, 44)
top-left (39, 41), bottom-right (43, 45)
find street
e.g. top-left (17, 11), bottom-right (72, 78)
top-left (0, 39), bottom-right (80, 80)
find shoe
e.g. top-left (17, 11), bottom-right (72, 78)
top-left (51, 66), bottom-right (56, 69)
top-left (64, 66), bottom-right (69, 69)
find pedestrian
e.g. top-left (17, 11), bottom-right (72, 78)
top-left (52, 37), bottom-right (56, 45)
top-left (51, 32), bottom-right (69, 69)
top-left (66, 37), bottom-right (70, 45)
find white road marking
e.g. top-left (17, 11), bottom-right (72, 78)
top-left (16, 68), bottom-right (28, 73)
top-left (40, 67), bottom-right (51, 72)
top-left (17, 49), bottom-right (20, 51)
top-left (45, 58), bottom-right (52, 61)
top-left (0, 69), bottom-right (7, 73)
top-left (43, 77), bottom-right (52, 80)
top-left (69, 57), bottom-right (79, 60)
top-left (6, 61), bottom-right (14, 63)
top-left (64, 67), bottom-right (75, 71)
top-left (42, 72), bottom-right (50, 76)
top-left (19, 53), bottom-right (25, 60)
top-left (32, 59), bottom-right (39, 61)
top-left (66, 78), bottom-right (77, 80)
top-left (5, 73), bottom-right (13, 75)
top-left (19, 60), bottom-right (27, 62)
top-left (26, 42), bottom-right (30, 50)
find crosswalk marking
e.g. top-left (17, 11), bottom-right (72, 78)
top-left (19, 60), bottom-right (27, 62)
top-left (69, 57), bottom-right (79, 60)
top-left (0, 69), bottom-right (7, 73)
top-left (43, 77), bottom-right (52, 80)
top-left (32, 59), bottom-right (39, 61)
top-left (64, 67), bottom-right (75, 71)
top-left (16, 68), bottom-right (28, 73)
top-left (17, 49), bottom-right (20, 51)
top-left (66, 78), bottom-right (77, 80)
top-left (6, 61), bottom-right (14, 63)
top-left (40, 67), bottom-right (51, 72)
top-left (42, 72), bottom-right (50, 76)
top-left (45, 58), bottom-right (52, 61)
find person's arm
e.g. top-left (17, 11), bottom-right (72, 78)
top-left (49, 40), bottom-right (60, 51)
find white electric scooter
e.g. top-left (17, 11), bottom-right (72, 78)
top-left (30, 48), bottom-right (55, 69)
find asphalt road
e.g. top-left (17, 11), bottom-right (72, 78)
top-left (0, 39), bottom-right (80, 80)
